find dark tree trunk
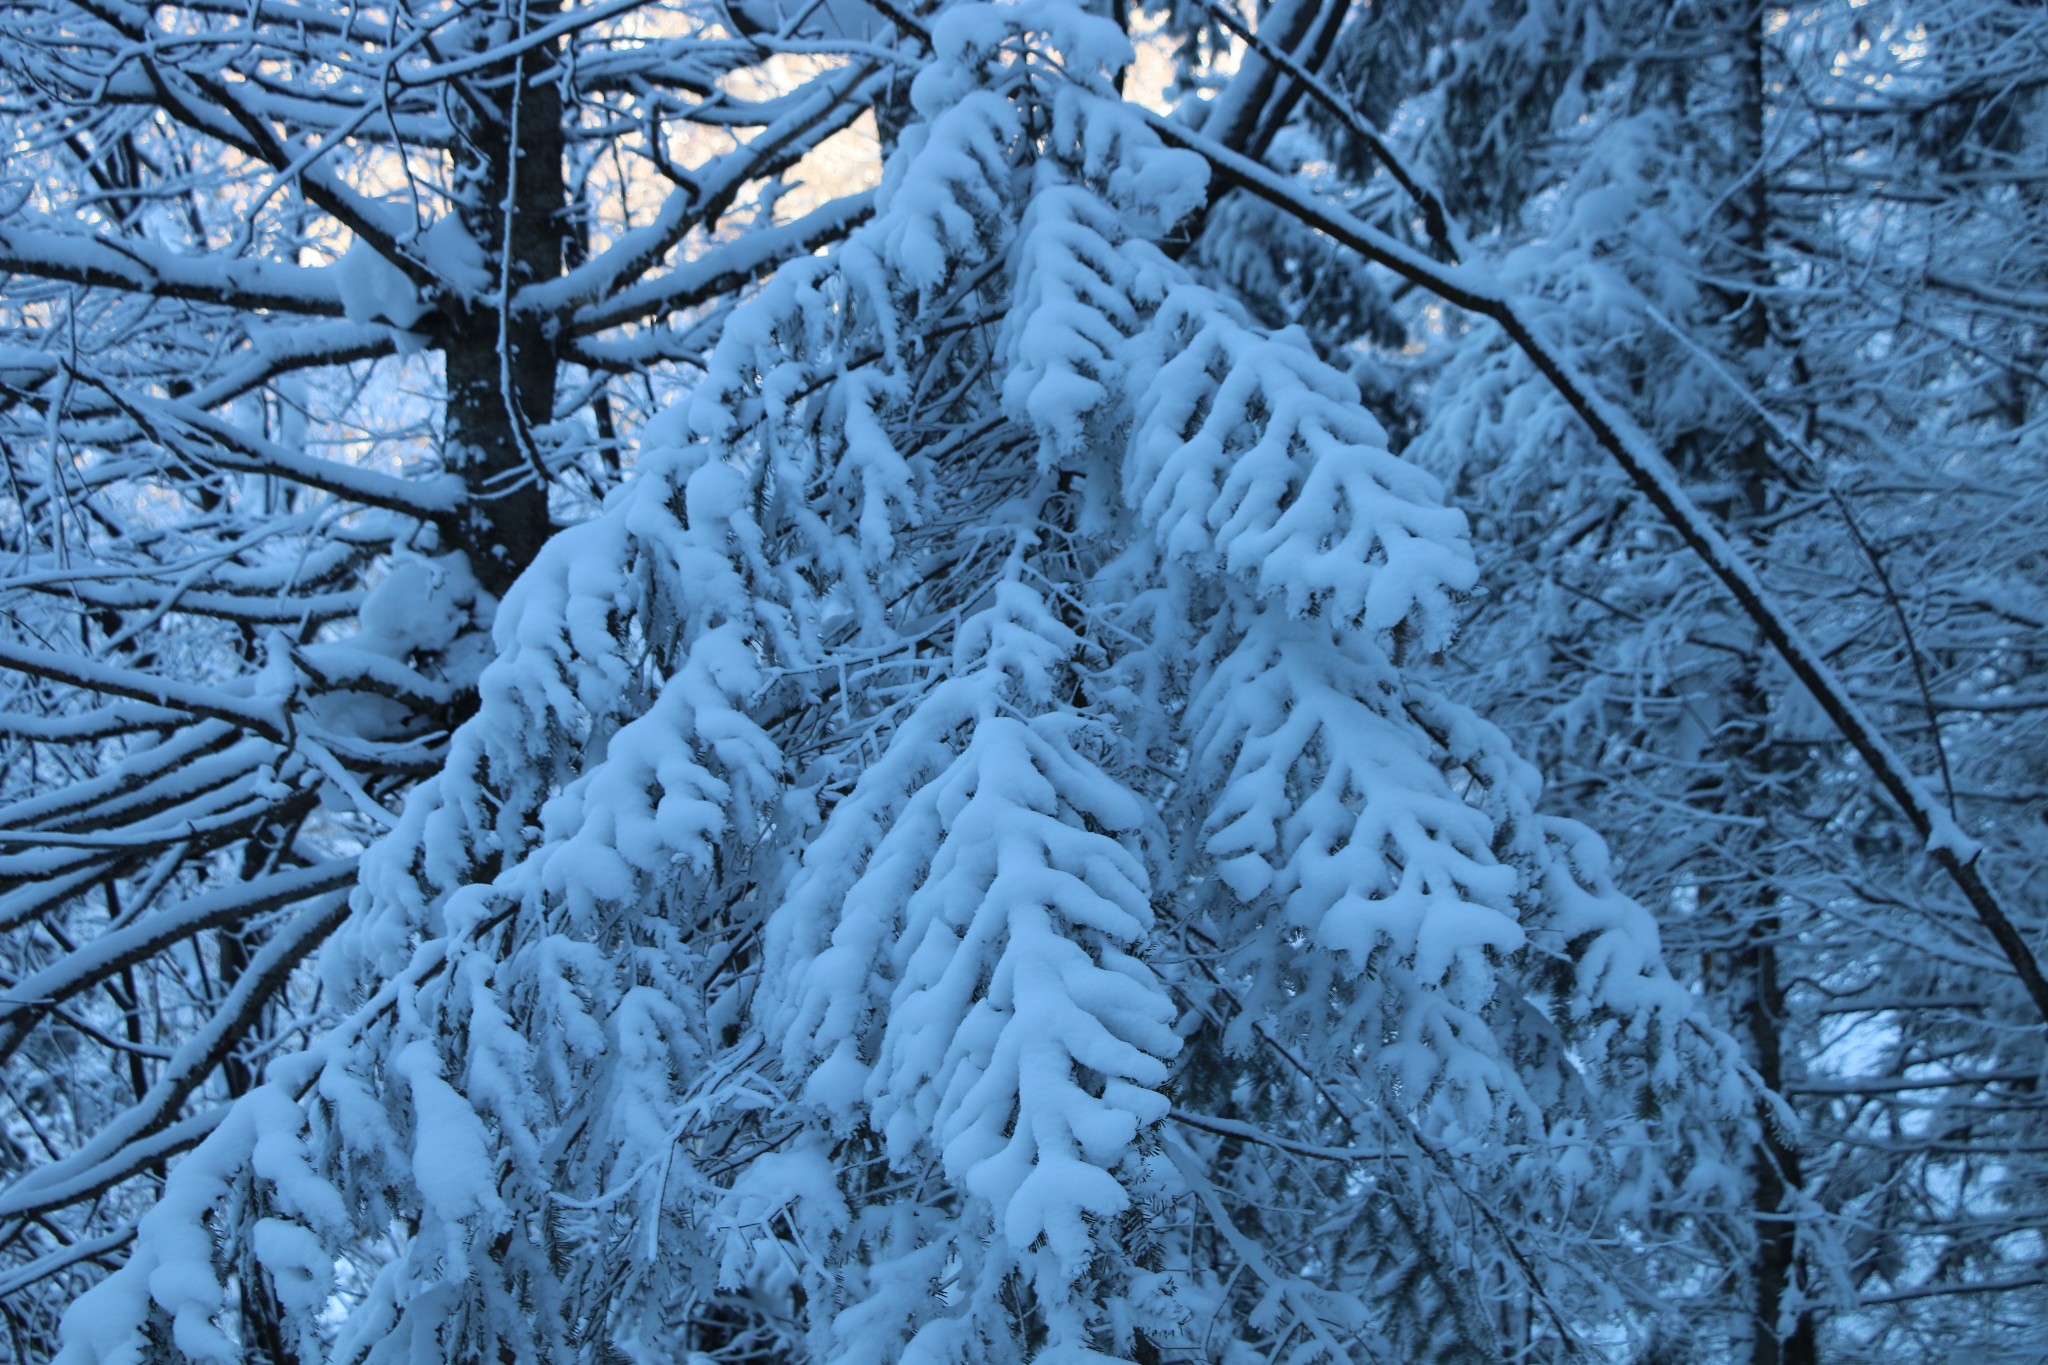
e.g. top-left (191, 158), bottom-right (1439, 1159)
top-left (441, 0), bottom-right (568, 598)
top-left (1704, 6), bottom-right (1816, 1362)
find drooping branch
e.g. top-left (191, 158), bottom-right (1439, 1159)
top-left (1137, 102), bottom-right (2048, 1031)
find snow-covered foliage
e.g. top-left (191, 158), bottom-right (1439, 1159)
top-left (36, 0), bottom-right (2042, 1360)
top-left (36, 4), bottom-right (1749, 1362)
top-left (55, 444), bottom-right (796, 1363)
top-left (0, 0), bottom-right (873, 1349)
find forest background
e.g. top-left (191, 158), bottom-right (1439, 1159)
top-left (0, 0), bottom-right (2043, 1361)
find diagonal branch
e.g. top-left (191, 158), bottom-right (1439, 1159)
top-left (0, 639), bottom-right (288, 744)
top-left (0, 894), bottom-right (347, 1223)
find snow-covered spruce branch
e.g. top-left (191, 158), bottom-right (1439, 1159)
top-left (16, 3), bottom-right (1762, 1359)
top-left (1137, 104), bottom-right (2048, 1031)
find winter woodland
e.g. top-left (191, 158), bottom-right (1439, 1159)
top-left (0, 0), bottom-right (2043, 1360)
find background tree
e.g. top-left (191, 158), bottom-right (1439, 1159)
top-left (1277, 0), bottom-right (2048, 1358)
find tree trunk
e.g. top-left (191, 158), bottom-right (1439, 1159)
top-left (442, 0), bottom-right (567, 598)
top-left (1706, 7), bottom-right (1816, 1362)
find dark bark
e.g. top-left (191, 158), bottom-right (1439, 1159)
top-left (1699, 7), bottom-right (1817, 1360)
top-left (442, 0), bottom-right (568, 598)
